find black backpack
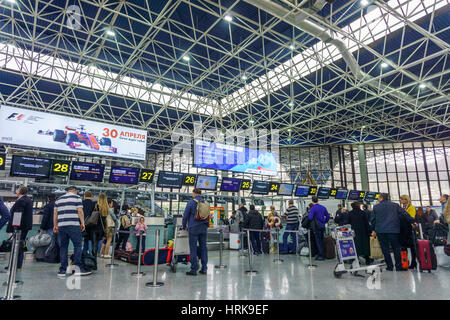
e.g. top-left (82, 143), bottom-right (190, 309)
top-left (44, 235), bottom-right (60, 263)
top-left (0, 236), bottom-right (12, 252)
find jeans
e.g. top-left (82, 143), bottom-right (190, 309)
top-left (377, 233), bottom-right (402, 270)
top-left (135, 234), bottom-right (146, 254)
top-left (250, 231), bottom-right (262, 254)
top-left (313, 225), bottom-right (325, 259)
top-left (116, 231), bottom-right (130, 250)
top-left (188, 224), bottom-right (208, 273)
top-left (58, 226), bottom-right (83, 272)
top-left (281, 223), bottom-right (299, 253)
top-left (17, 230), bottom-right (29, 269)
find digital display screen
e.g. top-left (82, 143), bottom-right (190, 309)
top-left (157, 171), bottom-right (184, 189)
top-left (220, 178), bottom-right (241, 192)
top-left (179, 194), bottom-right (192, 202)
top-left (348, 190), bottom-right (365, 201)
top-left (139, 169), bottom-right (155, 183)
top-left (196, 175), bottom-right (218, 191)
top-left (215, 196), bottom-right (226, 204)
top-left (251, 181), bottom-right (271, 195)
top-left (254, 199), bottom-right (265, 206)
top-left (50, 160), bottom-right (71, 176)
top-left (109, 166), bottom-right (139, 184)
top-left (240, 179), bottom-right (251, 190)
top-left (278, 183), bottom-right (294, 196)
top-left (70, 162), bottom-right (105, 182)
top-left (330, 188), bottom-right (338, 197)
top-left (295, 185), bottom-right (310, 197)
top-left (364, 191), bottom-right (378, 202)
top-left (182, 173), bottom-right (196, 186)
top-left (0, 153), bottom-right (6, 170)
top-left (154, 193), bottom-right (169, 201)
top-left (317, 187), bottom-right (331, 199)
top-left (308, 186), bottom-right (318, 196)
top-left (10, 155), bottom-right (51, 178)
top-left (335, 189), bottom-right (348, 200)
top-left (193, 139), bottom-right (278, 176)
top-left (269, 183), bottom-right (280, 193)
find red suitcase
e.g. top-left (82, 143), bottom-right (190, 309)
top-left (416, 240), bottom-right (437, 272)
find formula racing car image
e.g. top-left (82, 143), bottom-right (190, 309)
top-left (37, 125), bottom-right (118, 154)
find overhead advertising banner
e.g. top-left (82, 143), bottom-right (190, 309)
top-left (194, 139), bottom-right (278, 176)
top-left (0, 105), bottom-right (147, 161)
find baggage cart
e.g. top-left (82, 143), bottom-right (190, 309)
top-left (169, 226), bottom-right (190, 272)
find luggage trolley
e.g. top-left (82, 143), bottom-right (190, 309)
top-left (332, 225), bottom-right (385, 278)
top-left (169, 226), bottom-right (190, 273)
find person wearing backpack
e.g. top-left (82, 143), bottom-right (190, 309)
top-left (243, 205), bottom-right (264, 255)
top-left (182, 188), bottom-right (209, 276)
top-left (115, 205), bottom-right (132, 251)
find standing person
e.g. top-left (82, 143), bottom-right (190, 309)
top-left (280, 200), bottom-right (300, 254)
top-left (419, 206), bottom-right (439, 238)
top-left (347, 202), bottom-right (372, 265)
top-left (335, 204), bottom-right (342, 219)
top-left (440, 194), bottom-right (448, 213)
top-left (398, 205), bottom-right (418, 269)
top-left (99, 198), bottom-right (118, 258)
top-left (243, 204), bottom-right (264, 255)
top-left (134, 216), bottom-right (147, 254)
top-left (182, 188), bottom-right (209, 276)
top-left (335, 207), bottom-right (349, 226)
top-left (39, 194), bottom-right (56, 235)
top-left (94, 194), bottom-right (109, 258)
top-left (236, 204), bottom-right (248, 231)
top-left (416, 206), bottom-right (425, 224)
top-left (53, 186), bottom-right (92, 277)
top-left (0, 195), bottom-right (11, 231)
top-left (5, 186), bottom-right (32, 270)
top-left (115, 205), bottom-right (132, 251)
top-left (81, 191), bottom-right (96, 255)
top-left (362, 204), bottom-right (373, 222)
top-left (370, 193), bottom-right (405, 271)
top-left (308, 196), bottom-right (330, 261)
top-left (400, 195), bottom-right (416, 219)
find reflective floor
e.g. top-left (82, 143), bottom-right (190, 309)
top-left (1, 251), bottom-right (449, 300)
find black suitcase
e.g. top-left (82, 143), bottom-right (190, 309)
top-left (44, 235), bottom-right (60, 263)
top-left (261, 232), bottom-right (270, 254)
top-left (34, 245), bottom-right (48, 262)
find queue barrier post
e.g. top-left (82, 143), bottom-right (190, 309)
top-left (273, 227), bottom-right (283, 264)
top-left (215, 228), bottom-right (227, 269)
top-left (131, 231), bottom-right (146, 277)
top-left (106, 226), bottom-right (119, 268)
top-left (1, 230), bottom-right (21, 300)
top-left (145, 229), bottom-right (164, 287)
top-left (239, 231), bottom-right (247, 258)
top-left (245, 229), bottom-right (258, 275)
top-left (307, 229), bottom-right (317, 270)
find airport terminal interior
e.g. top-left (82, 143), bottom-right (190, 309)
top-left (0, 0), bottom-right (449, 301)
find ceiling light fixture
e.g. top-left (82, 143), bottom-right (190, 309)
top-left (360, 0), bottom-right (369, 7)
top-left (249, 119), bottom-right (254, 124)
top-left (224, 15), bottom-right (233, 22)
top-left (241, 74), bottom-right (248, 81)
top-left (381, 62), bottom-right (388, 68)
top-left (419, 83), bottom-right (426, 89)
top-left (105, 29), bottom-right (115, 37)
top-left (289, 44), bottom-right (295, 50)
top-left (182, 55), bottom-right (190, 62)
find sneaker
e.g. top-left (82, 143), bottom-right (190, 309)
top-left (315, 256), bottom-right (325, 261)
top-left (186, 271), bottom-right (197, 276)
top-left (199, 270), bottom-right (207, 275)
top-left (104, 255), bottom-right (112, 259)
top-left (57, 270), bottom-right (66, 278)
top-left (74, 268), bottom-right (92, 276)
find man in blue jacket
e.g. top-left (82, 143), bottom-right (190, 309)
top-left (371, 193), bottom-right (406, 271)
top-left (0, 196), bottom-right (10, 230)
top-left (308, 196), bottom-right (330, 261)
top-left (182, 188), bottom-right (209, 276)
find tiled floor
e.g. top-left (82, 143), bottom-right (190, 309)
top-left (1, 251), bottom-right (449, 300)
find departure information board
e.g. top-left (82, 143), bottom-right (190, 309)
top-left (70, 162), bottom-right (105, 182)
top-left (109, 166), bottom-right (139, 184)
top-left (157, 171), bottom-right (184, 189)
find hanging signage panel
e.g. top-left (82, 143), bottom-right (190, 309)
top-left (0, 105), bottom-right (147, 160)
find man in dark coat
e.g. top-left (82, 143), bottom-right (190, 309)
top-left (243, 205), bottom-right (264, 255)
top-left (398, 207), bottom-right (417, 269)
top-left (39, 194), bottom-right (56, 235)
top-left (347, 202), bottom-right (372, 265)
top-left (6, 186), bottom-right (33, 270)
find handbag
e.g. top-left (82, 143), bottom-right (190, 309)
top-left (0, 235), bottom-right (13, 252)
top-left (85, 209), bottom-right (100, 227)
top-left (370, 236), bottom-right (384, 259)
top-left (301, 215), bottom-right (311, 229)
top-left (106, 214), bottom-right (115, 228)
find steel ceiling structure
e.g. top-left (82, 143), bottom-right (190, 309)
top-left (0, 0), bottom-right (448, 153)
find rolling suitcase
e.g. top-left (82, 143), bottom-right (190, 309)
top-left (261, 232), bottom-right (270, 254)
top-left (414, 225), bottom-right (437, 272)
top-left (324, 236), bottom-right (336, 259)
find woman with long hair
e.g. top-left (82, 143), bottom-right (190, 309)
top-left (98, 195), bottom-right (117, 258)
top-left (400, 195), bottom-right (416, 219)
